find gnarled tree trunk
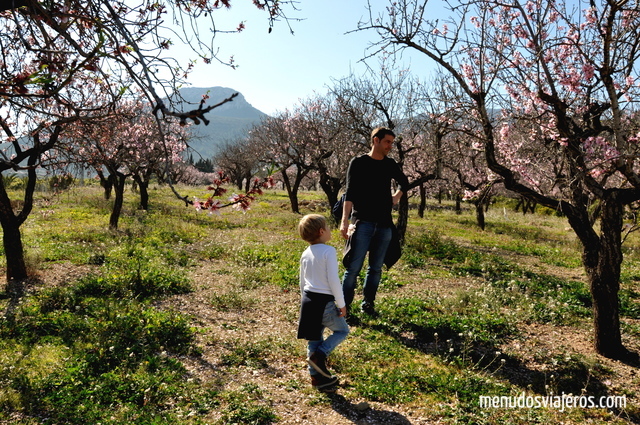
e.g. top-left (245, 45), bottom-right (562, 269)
top-left (319, 174), bottom-right (341, 210)
top-left (109, 172), bottom-right (127, 230)
top-left (280, 167), bottom-right (308, 214)
top-left (582, 192), bottom-right (625, 358)
top-left (475, 202), bottom-right (486, 231)
top-left (133, 174), bottom-right (150, 211)
top-left (0, 214), bottom-right (27, 283)
top-left (418, 183), bottom-right (427, 218)
top-left (0, 149), bottom-right (40, 285)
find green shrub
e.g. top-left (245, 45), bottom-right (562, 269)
top-left (75, 244), bottom-right (193, 299)
top-left (405, 230), bottom-right (471, 266)
top-left (49, 173), bottom-right (75, 192)
top-left (1, 276), bottom-right (199, 424)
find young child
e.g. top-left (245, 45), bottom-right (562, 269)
top-left (297, 214), bottom-right (350, 392)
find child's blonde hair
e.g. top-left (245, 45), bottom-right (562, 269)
top-left (298, 214), bottom-right (328, 243)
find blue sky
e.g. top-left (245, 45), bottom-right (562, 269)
top-left (171, 0), bottom-right (436, 115)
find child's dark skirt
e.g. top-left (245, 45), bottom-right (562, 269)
top-left (297, 291), bottom-right (335, 340)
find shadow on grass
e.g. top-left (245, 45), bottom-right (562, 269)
top-left (351, 308), bottom-right (640, 422)
top-left (2, 276), bottom-right (35, 325)
top-left (327, 393), bottom-right (412, 424)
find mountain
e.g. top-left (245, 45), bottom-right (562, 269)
top-left (170, 86), bottom-right (267, 159)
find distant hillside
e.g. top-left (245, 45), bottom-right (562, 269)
top-left (170, 86), bottom-right (267, 159)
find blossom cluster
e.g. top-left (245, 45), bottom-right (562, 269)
top-left (193, 173), bottom-right (274, 215)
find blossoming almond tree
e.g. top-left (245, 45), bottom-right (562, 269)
top-left (292, 94), bottom-right (351, 208)
top-left (63, 99), bottom-right (190, 229)
top-left (213, 139), bottom-right (265, 192)
top-left (431, 82), bottom-right (505, 229)
top-left (0, 0), bottom-right (296, 284)
top-left (364, 0), bottom-right (640, 359)
top-left (252, 106), bottom-right (337, 214)
top-left (124, 115), bottom-right (190, 212)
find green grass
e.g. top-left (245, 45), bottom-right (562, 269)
top-left (228, 239), bottom-right (304, 290)
top-left (1, 184), bottom-right (640, 424)
top-left (403, 228), bottom-right (594, 325)
top-left (211, 291), bottom-right (256, 312)
top-left (220, 339), bottom-right (271, 368)
top-left (1, 288), bottom-right (202, 423)
top-left (219, 384), bottom-right (277, 425)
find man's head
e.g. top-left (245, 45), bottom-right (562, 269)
top-left (370, 127), bottom-right (396, 146)
top-left (370, 127), bottom-right (396, 159)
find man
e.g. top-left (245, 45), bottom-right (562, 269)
top-left (340, 127), bottom-right (409, 315)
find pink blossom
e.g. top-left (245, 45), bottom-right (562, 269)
top-left (583, 63), bottom-right (595, 80)
top-left (207, 200), bottom-right (222, 216)
top-left (499, 124), bottom-right (511, 141)
top-left (584, 7), bottom-right (598, 24)
top-left (462, 189), bottom-right (481, 201)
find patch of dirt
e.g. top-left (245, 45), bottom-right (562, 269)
top-left (153, 262), bottom-right (432, 424)
top-left (33, 262), bottom-right (99, 286)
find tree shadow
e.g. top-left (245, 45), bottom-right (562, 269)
top-left (182, 353), bottom-right (415, 423)
top-left (2, 277), bottom-right (32, 324)
top-left (326, 393), bottom-right (412, 424)
top-left (356, 316), bottom-right (640, 422)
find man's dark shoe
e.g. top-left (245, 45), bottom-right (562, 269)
top-left (308, 351), bottom-right (332, 378)
top-left (361, 301), bottom-right (377, 316)
top-left (311, 374), bottom-right (339, 392)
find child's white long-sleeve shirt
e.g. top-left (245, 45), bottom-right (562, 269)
top-left (299, 243), bottom-right (346, 309)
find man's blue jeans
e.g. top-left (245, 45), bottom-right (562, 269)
top-left (307, 302), bottom-right (350, 376)
top-left (342, 221), bottom-right (392, 308)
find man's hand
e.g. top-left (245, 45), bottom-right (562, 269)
top-left (392, 190), bottom-right (403, 206)
top-left (340, 220), bottom-right (350, 239)
top-left (340, 199), bottom-right (354, 239)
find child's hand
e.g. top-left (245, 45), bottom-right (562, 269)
top-left (338, 306), bottom-right (347, 317)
